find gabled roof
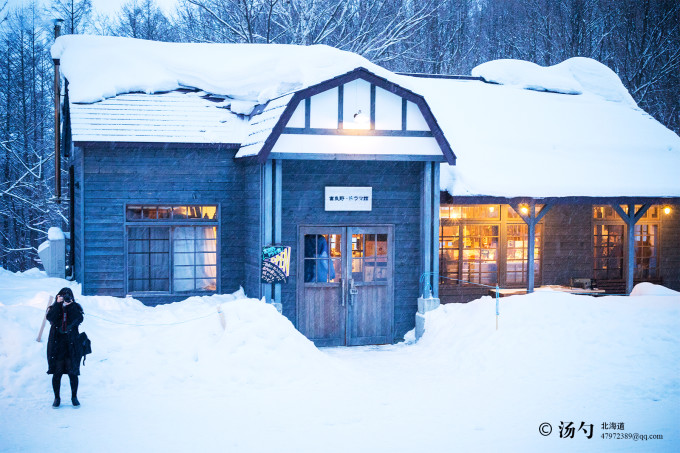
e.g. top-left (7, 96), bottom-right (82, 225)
top-left (69, 90), bottom-right (246, 144)
top-left (237, 94), bottom-right (293, 158)
top-left (235, 67), bottom-right (456, 164)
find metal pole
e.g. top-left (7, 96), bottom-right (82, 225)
top-left (53, 19), bottom-right (63, 204)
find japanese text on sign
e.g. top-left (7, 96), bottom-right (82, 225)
top-left (325, 186), bottom-right (372, 211)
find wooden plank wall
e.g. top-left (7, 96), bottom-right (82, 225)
top-left (660, 204), bottom-right (680, 291)
top-left (72, 146), bottom-right (84, 283)
top-left (80, 144), bottom-right (245, 303)
top-left (280, 160), bottom-right (422, 341)
top-left (242, 160), bottom-right (263, 298)
top-left (541, 204), bottom-right (593, 285)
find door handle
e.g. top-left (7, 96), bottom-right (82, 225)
top-left (341, 277), bottom-right (345, 307)
top-left (349, 278), bottom-right (358, 305)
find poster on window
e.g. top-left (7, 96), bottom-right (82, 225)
top-left (261, 245), bottom-right (291, 284)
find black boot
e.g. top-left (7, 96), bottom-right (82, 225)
top-left (69, 374), bottom-right (80, 407)
top-left (52, 374), bottom-right (62, 408)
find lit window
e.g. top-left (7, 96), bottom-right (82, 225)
top-left (592, 205), bottom-right (660, 282)
top-left (439, 205), bottom-right (541, 287)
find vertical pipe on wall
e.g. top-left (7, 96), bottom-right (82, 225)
top-left (432, 163), bottom-right (440, 298)
top-left (262, 160), bottom-right (273, 302)
top-left (53, 19), bottom-right (63, 203)
top-left (274, 159), bottom-right (282, 305)
top-left (421, 162), bottom-right (432, 296)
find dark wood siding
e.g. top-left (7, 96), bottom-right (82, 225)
top-left (281, 160), bottom-right (422, 341)
top-left (541, 204), bottom-right (593, 285)
top-left (72, 146), bottom-right (84, 283)
top-left (80, 144), bottom-right (245, 303)
top-left (660, 204), bottom-right (680, 291)
top-left (242, 161), bottom-right (262, 298)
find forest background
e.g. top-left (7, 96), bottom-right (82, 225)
top-left (1, 0), bottom-right (678, 272)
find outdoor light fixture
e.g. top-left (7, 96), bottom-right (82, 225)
top-left (353, 110), bottom-right (369, 125)
top-left (520, 205), bottom-right (529, 215)
top-left (663, 205), bottom-right (672, 215)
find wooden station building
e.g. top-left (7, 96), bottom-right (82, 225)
top-left (54, 37), bottom-right (680, 345)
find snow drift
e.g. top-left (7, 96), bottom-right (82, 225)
top-left (0, 269), bottom-right (334, 402)
top-left (0, 269), bottom-right (678, 452)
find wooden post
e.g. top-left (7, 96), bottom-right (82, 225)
top-left (36, 296), bottom-right (54, 342)
top-left (626, 204), bottom-right (635, 294)
top-left (514, 202), bottom-right (553, 294)
top-left (216, 306), bottom-right (226, 331)
top-left (611, 203), bottom-right (651, 294)
top-left (526, 203), bottom-right (536, 293)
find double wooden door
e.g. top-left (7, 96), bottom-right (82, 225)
top-left (298, 225), bottom-right (394, 346)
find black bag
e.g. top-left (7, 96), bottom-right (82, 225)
top-left (78, 332), bottom-right (92, 365)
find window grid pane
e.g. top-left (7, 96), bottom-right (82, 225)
top-left (127, 227), bottom-right (170, 292)
top-left (634, 224), bottom-right (658, 279)
top-left (439, 205), bottom-right (543, 287)
top-left (505, 224), bottom-right (541, 285)
top-left (173, 226), bottom-right (217, 292)
top-left (127, 205), bottom-right (218, 222)
top-left (127, 220), bottom-right (217, 294)
top-left (593, 224), bottom-right (624, 280)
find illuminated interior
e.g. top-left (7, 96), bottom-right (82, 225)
top-left (440, 205), bottom-right (541, 286)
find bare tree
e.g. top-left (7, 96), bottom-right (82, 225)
top-left (49, 0), bottom-right (92, 34)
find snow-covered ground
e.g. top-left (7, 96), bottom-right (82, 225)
top-left (0, 268), bottom-right (678, 452)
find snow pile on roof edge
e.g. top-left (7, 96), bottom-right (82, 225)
top-left (51, 35), bottom-right (391, 104)
top-left (472, 57), bottom-right (637, 107)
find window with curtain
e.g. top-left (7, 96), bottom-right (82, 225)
top-left (126, 205), bottom-right (218, 294)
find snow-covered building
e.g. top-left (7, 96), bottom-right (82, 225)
top-left (53, 35), bottom-right (680, 345)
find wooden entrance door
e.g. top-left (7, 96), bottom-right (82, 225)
top-left (347, 227), bottom-right (394, 345)
top-left (298, 226), bottom-right (394, 346)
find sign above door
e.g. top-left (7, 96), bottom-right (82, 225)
top-left (325, 186), bottom-right (372, 211)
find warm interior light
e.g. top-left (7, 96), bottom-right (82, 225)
top-left (488, 206), bottom-right (495, 212)
top-left (663, 205), bottom-right (671, 215)
top-left (353, 110), bottom-right (369, 125)
top-left (520, 205), bottom-right (529, 215)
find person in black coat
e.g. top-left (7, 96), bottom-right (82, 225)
top-left (46, 287), bottom-right (84, 408)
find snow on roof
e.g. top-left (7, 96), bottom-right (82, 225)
top-left (411, 76), bottom-right (680, 197)
top-left (69, 90), bottom-right (246, 144)
top-left (55, 36), bottom-right (680, 197)
top-left (236, 93), bottom-right (294, 158)
top-left (53, 34), bottom-right (391, 105)
top-left (471, 57), bottom-right (638, 107)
